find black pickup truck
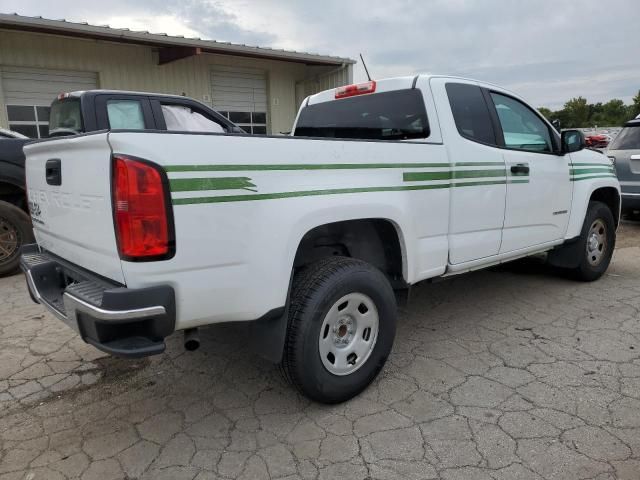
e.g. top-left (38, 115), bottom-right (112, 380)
top-left (0, 90), bottom-right (243, 275)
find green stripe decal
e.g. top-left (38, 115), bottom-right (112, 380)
top-left (165, 163), bottom-right (449, 172)
top-left (164, 162), bottom-right (508, 172)
top-left (403, 169), bottom-right (508, 182)
top-left (570, 162), bottom-right (614, 167)
top-left (570, 168), bottom-right (614, 175)
top-left (170, 177), bottom-right (257, 192)
top-left (570, 174), bottom-right (617, 182)
top-left (403, 171), bottom-right (452, 181)
top-left (452, 162), bottom-right (505, 167)
top-left (174, 184), bottom-right (448, 205)
top-left (172, 179), bottom-right (516, 205)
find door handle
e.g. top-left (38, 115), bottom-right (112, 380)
top-left (510, 164), bottom-right (530, 175)
top-left (45, 159), bottom-right (62, 186)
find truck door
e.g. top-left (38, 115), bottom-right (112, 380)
top-left (430, 79), bottom-right (507, 264)
top-left (485, 91), bottom-right (572, 253)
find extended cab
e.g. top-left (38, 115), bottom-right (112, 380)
top-left (0, 90), bottom-right (242, 275)
top-left (20, 76), bottom-right (620, 403)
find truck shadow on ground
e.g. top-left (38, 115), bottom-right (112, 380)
top-left (9, 223), bottom-right (638, 412)
top-left (119, 256), bottom-right (586, 407)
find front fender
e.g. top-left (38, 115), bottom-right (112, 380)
top-left (565, 178), bottom-right (620, 239)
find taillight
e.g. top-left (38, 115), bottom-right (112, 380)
top-left (112, 155), bottom-right (174, 260)
top-left (335, 81), bottom-right (376, 99)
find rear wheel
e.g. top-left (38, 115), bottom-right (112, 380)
top-left (0, 200), bottom-right (33, 277)
top-left (281, 257), bottom-right (396, 404)
top-left (570, 201), bottom-right (615, 281)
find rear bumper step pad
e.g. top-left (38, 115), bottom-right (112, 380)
top-left (20, 244), bottom-right (175, 358)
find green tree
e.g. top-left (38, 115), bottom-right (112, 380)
top-left (589, 102), bottom-right (604, 126)
top-left (601, 99), bottom-right (628, 126)
top-left (537, 107), bottom-right (553, 121)
top-left (538, 91), bottom-right (639, 128)
top-left (563, 97), bottom-right (590, 127)
top-left (631, 90), bottom-right (640, 118)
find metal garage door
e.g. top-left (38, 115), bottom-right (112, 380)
top-left (1, 66), bottom-right (97, 138)
top-left (211, 66), bottom-right (268, 134)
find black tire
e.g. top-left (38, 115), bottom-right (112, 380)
top-left (0, 200), bottom-right (33, 277)
top-left (281, 256), bottom-right (396, 404)
top-left (570, 201), bottom-right (616, 282)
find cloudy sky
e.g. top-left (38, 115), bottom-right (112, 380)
top-left (2, 0), bottom-right (639, 109)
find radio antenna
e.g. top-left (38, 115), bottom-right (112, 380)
top-left (359, 53), bottom-right (372, 82)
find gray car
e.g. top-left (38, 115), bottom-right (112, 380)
top-left (608, 117), bottom-right (640, 215)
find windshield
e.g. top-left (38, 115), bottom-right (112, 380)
top-left (49, 98), bottom-right (83, 136)
top-left (608, 124), bottom-right (640, 150)
top-left (294, 89), bottom-right (430, 140)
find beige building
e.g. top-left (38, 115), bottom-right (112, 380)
top-left (0, 13), bottom-right (354, 137)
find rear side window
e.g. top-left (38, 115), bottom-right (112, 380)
top-left (294, 89), bottom-right (430, 140)
top-left (446, 83), bottom-right (496, 145)
top-left (609, 125), bottom-right (640, 150)
top-left (107, 100), bottom-right (145, 130)
top-left (161, 104), bottom-right (225, 133)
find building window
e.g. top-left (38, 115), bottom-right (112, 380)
top-left (7, 105), bottom-right (50, 138)
top-left (218, 111), bottom-right (267, 135)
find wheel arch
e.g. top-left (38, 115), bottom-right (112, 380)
top-left (250, 211), bottom-right (411, 366)
top-left (565, 180), bottom-right (621, 239)
top-left (292, 217), bottom-right (409, 289)
top-left (589, 186), bottom-right (620, 227)
top-left (550, 186), bottom-right (620, 270)
top-left (0, 176), bottom-right (27, 212)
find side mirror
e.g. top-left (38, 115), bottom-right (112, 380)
top-left (561, 129), bottom-right (586, 154)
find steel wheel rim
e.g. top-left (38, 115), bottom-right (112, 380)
top-left (586, 219), bottom-right (607, 266)
top-left (0, 217), bottom-right (19, 263)
top-left (318, 292), bottom-right (379, 376)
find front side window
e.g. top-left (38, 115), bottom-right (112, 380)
top-left (162, 104), bottom-right (225, 133)
top-left (294, 89), bottom-right (430, 140)
top-left (608, 124), bottom-right (640, 150)
top-left (490, 93), bottom-right (553, 153)
top-left (6, 105), bottom-right (50, 138)
top-left (446, 83), bottom-right (496, 145)
top-left (107, 100), bottom-right (145, 130)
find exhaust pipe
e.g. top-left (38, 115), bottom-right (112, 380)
top-left (184, 328), bottom-right (200, 351)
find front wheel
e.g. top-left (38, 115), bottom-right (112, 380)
top-left (570, 201), bottom-right (616, 281)
top-left (281, 257), bottom-right (396, 404)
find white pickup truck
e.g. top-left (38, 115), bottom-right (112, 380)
top-left (21, 75), bottom-right (620, 403)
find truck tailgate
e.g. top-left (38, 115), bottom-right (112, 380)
top-left (24, 133), bottom-right (125, 284)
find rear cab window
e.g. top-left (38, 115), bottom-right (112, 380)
top-left (49, 98), bottom-right (84, 136)
top-left (293, 89), bottom-right (430, 140)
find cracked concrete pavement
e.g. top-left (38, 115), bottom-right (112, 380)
top-left (2, 220), bottom-right (640, 480)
